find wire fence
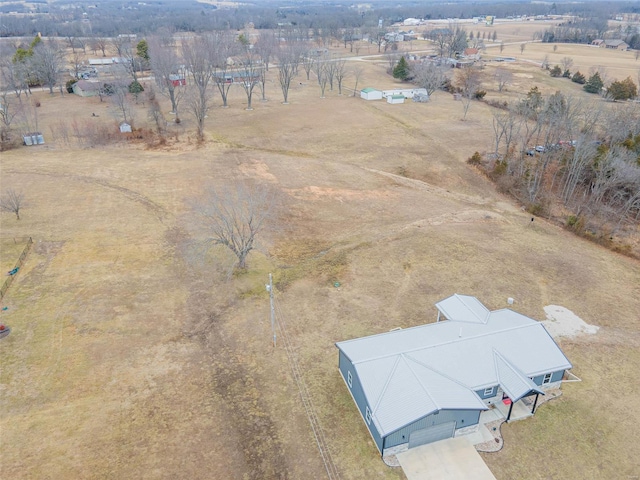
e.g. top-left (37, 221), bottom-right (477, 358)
top-left (273, 296), bottom-right (341, 480)
top-left (0, 236), bottom-right (33, 301)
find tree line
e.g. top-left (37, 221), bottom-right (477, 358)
top-left (478, 88), bottom-right (640, 255)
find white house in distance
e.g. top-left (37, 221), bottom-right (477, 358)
top-left (360, 87), bottom-right (383, 100)
top-left (382, 88), bottom-right (428, 99)
top-left (387, 95), bottom-right (405, 104)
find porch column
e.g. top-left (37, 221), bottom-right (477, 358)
top-left (506, 400), bottom-right (514, 422)
top-left (531, 393), bottom-right (540, 414)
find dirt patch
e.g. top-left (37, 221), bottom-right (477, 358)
top-left (542, 305), bottom-right (600, 338)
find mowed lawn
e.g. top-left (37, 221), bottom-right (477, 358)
top-left (1, 47), bottom-right (639, 480)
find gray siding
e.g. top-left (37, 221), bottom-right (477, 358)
top-left (383, 409), bottom-right (481, 450)
top-left (532, 370), bottom-right (564, 386)
top-left (476, 386), bottom-right (499, 399)
top-left (338, 351), bottom-right (384, 452)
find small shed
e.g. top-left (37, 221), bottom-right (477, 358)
top-left (23, 132), bottom-right (45, 145)
top-left (119, 122), bottom-right (132, 133)
top-left (360, 88), bottom-right (383, 101)
top-left (387, 95), bottom-right (405, 104)
top-left (169, 74), bottom-right (186, 87)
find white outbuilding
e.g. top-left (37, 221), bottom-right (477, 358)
top-left (360, 87), bottom-right (383, 100)
top-left (387, 95), bottom-right (405, 104)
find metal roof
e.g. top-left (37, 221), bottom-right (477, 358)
top-left (436, 294), bottom-right (490, 323)
top-left (361, 87), bottom-right (379, 93)
top-left (336, 295), bottom-right (572, 436)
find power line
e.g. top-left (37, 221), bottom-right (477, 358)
top-left (273, 295), bottom-right (340, 480)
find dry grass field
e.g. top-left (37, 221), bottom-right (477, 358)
top-left (1, 34), bottom-right (640, 480)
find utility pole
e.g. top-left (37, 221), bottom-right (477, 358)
top-left (266, 273), bottom-right (276, 347)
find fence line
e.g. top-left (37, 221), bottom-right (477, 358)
top-left (0, 236), bottom-right (33, 301)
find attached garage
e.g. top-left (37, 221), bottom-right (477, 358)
top-left (335, 294), bottom-right (573, 458)
top-left (409, 422), bottom-right (456, 448)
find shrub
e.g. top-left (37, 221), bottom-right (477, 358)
top-left (571, 71), bottom-right (586, 84)
top-left (467, 151), bottom-right (482, 165)
top-left (607, 77), bottom-right (638, 101)
top-left (549, 65), bottom-right (562, 77)
top-left (66, 79), bottom-right (77, 94)
top-left (492, 159), bottom-right (507, 176)
top-left (562, 69), bottom-right (571, 78)
top-left (474, 90), bottom-right (487, 99)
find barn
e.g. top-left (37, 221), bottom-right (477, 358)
top-left (335, 294), bottom-right (572, 456)
top-left (360, 88), bottom-right (383, 100)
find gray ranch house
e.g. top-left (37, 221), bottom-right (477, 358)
top-left (335, 294), bottom-right (572, 456)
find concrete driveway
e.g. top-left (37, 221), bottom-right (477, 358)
top-left (396, 437), bottom-right (497, 480)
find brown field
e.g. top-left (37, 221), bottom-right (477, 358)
top-left (1, 35), bottom-right (640, 480)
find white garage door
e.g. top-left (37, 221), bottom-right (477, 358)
top-left (408, 421), bottom-right (456, 448)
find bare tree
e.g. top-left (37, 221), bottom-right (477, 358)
top-left (385, 51), bottom-right (400, 73)
top-left (91, 37), bottom-right (108, 57)
top-left (149, 36), bottom-right (183, 118)
top-left (111, 36), bottom-right (130, 58)
top-left (455, 66), bottom-right (482, 120)
top-left (314, 60), bottom-right (329, 98)
top-left (0, 91), bottom-right (22, 130)
top-left (183, 35), bottom-right (215, 142)
top-left (70, 51), bottom-right (83, 80)
top-left (239, 47), bottom-right (261, 110)
top-left (413, 62), bottom-right (447, 96)
top-left (192, 182), bottom-right (276, 270)
top-left (211, 32), bottom-right (239, 108)
top-left (351, 65), bottom-right (364, 97)
top-left (76, 37), bottom-right (87, 54)
top-left (254, 32), bottom-right (278, 71)
top-left (495, 67), bottom-right (513, 92)
top-left (520, 43), bottom-right (526, 54)
top-left (107, 68), bottom-right (134, 125)
top-left (561, 56), bottom-right (574, 74)
top-left (0, 189), bottom-right (24, 220)
top-left (300, 49), bottom-right (315, 81)
top-left (31, 40), bottom-right (65, 94)
top-left (334, 57), bottom-right (348, 95)
top-left (277, 47), bottom-right (299, 104)
top-left (0, 56), bottom-right (27, 98)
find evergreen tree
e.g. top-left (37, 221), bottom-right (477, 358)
top-left (584, 72), bottom-right (604, 94)
top-left (549, 65), bottom-right (562, 77)
top-left (608, 77), bottom-right (638, 101)
top-left (392, 56), bottom-right (410, 80)
top-left (571, 71), bottom-right (586, 84)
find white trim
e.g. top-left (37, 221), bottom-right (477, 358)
top-left (542, 373), bottom-right (552, 384)
top-left (366, 406), bottom-right (372, 425)
top-left (483, 386), bottom-right (494, 396)
top-left (347, 370), bottom-right (353, 388)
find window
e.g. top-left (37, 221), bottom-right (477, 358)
top-left (484, 387), bottom-right (494, 396)
top-left (365, 407), bottom-right (372, 425)
top-left (347, 371), bottom-right (353, 388)
top-left (543, 373), bottom-right (553, 384)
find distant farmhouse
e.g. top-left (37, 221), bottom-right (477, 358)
top-left (336, 294), bottom-right (572, 456)
top-left (592, 39), bottom-right (629, 50)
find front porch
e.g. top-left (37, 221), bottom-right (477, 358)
top-left (494, 393), bottom-right (540, 422)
